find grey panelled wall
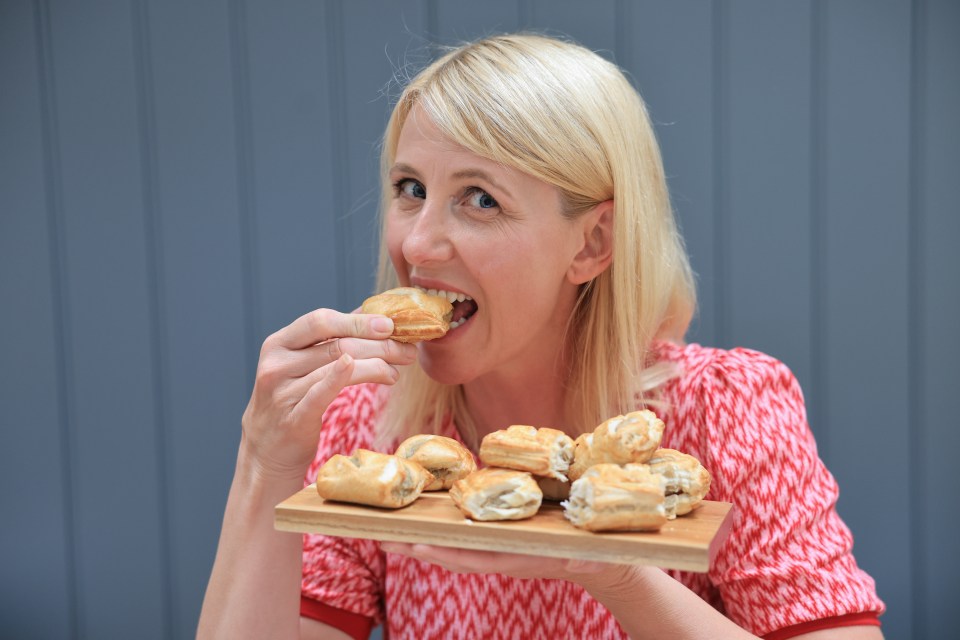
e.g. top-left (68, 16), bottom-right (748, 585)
top-left (0, 1), bottom-right (957, 638)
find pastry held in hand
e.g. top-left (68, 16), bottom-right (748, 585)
top-left (568, 410), bottom-right (665, 480)
top-left (562, 463), bottom-right (667, 532)
top-left (449, 468), bottom-right (543, 521)
top-left (360, 287), bottom-right (453, 343)
top-left (394, 434), bottom-right (477, 491)
top-left (315, 449), bottom-right (433, 508)
top-left (479, 425), bottom-right (575, 480)
top-left (646, 448), bottom-right (711, 518)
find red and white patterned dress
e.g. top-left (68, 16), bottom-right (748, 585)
top-left (300, 342), bottom-right (884, 639)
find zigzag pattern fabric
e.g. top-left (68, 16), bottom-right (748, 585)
top-left (302, 342), bottom-right (884, 638)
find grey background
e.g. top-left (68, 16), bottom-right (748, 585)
top-left (1, 1), bottom-right (957, 639)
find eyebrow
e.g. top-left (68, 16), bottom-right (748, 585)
top-left (389, 163), bottom-right (514, 200)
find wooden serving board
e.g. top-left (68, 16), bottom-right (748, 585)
top-left (275, 485), bottom-right (734, 573)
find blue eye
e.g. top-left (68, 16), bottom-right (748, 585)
top-left (397, 179), bottom-right (426, 199)
top-left (467, 189), bottom-right (498, 210)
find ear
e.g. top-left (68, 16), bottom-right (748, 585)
top-left (567, 200), bottom-right (614, 285)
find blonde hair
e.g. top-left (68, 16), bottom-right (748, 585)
top-left (373, 33), bottom-right (695, 449)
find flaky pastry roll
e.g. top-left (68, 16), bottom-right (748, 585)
top-left (394, 434), bottom-right (477, 491)
top-left (568, 410), bottom-right (665, 481)
top-left (645, 448), bottom-right (711, 518)
top-left (315, 449), bottom-right (433, 508)
top-left (478, 425), bottom-right (575, 480)
top-left (562, 463), bottom-right (667, 532)
top-left (449, 468), bottom-right (543, 521)
top-left (360, 287), bottom-right (453, 343)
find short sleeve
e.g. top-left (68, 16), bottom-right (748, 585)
top-left (697, 349), bottom-right (884, 636)
top-left (301, 533), bottom-right (385, 624)
top-left (300, 384), bottom-right (387, 625)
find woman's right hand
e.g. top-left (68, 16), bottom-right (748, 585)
top-left (239, 308), bottom-right (417, 482)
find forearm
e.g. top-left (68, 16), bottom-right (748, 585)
top-left (581, 565), bottom-right (757, 640)
top-left (197, 441), bottom-right (305, 640)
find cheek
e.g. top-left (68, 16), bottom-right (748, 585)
top-left (385, 215), bottom-right (409, 277)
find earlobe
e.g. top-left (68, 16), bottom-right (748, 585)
top-left (567, 200), bottom-right (614, 285)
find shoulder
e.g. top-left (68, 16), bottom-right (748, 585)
top-left (653, 342), bottom-right (814, 492)
top-left (655, 341), bottom-right (805, 421)
top-left (656, 341), bottom-right (798, 393)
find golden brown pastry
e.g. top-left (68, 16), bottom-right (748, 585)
top-left (645, 448), bottom-right (711, 518)
top-left (360, 287), bottom-right (453, 343)
top-left (568, 410), bottom-right (665, 481)
top-left (315, 449), bottom-right (433, 508)
top-left (394, 434), bottom-right (477, 491)
top-left (562, 463), bottom-right (667, 532)
top-left (449, 468), bottom-right (543, 521)
top-left (478, 425), bottom-right (575, 480)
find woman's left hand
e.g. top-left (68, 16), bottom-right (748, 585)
top-left (379, 542), bottom-right (630, 588)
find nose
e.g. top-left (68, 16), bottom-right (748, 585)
top-left (401, 197), bottom-right (454, 266)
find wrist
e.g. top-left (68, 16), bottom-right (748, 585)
top-left (234, 437), bottom-right (308, 500)
top-left (578, 563), bottom-right (657, 601)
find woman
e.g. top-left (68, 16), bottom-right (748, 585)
top-left (198, 34), bottom-right (884, 639)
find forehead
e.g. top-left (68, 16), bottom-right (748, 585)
top-left (395, 105), bottom-right (484, 164)
top-left (393, 104), bottom-right (553, 199)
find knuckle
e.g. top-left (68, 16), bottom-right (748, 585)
top-left (256, 357), bottom-right (286, 387)
top-left (325, 338), bottom-right (344, 360)
top-left (351, 313), bottom-right (366, 337)
top-left (309, 308), bottom-right (336, 333)
top-left (260, 331), bottom-right (280, 355)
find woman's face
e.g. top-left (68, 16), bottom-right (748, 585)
top-left (386, 105), bottom-right (590, 386)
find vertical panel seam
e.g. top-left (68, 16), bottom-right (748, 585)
top-left (810, 0), bottom-right (829, 464)
top-left (34, 0), bottom-right (79, 637)
top-left (614, 0), bottom-right (630, 66)
top-left (425, 0), bottom-right (439, 49)
top-left (711, 0), bottom-right (727, 347)
top-left (130, 0), bottom-right (174, 636)
top-left (519, 0), bottom-right (533, 30)
top-left (907, 0), bottom-right (926, 635)
top-left (228, 0), bottom-right (260, 380)
top-left (326, 1), bottom-right (349, 308)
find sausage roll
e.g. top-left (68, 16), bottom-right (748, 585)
top-left (562, 463), bottom-right (667, 532)
top-left (478, 425), bottom-right (575, 480)
top-left (360, 287), bottom-right (453, 343)
top-left (449, 468), bottom-right (543, 521)
top-left (645, 448), bottom-right (711, 518)
top-left (568, 410), bottom-right (665, 481)
top-left (315, 449), bottom-right (433, 508)
top-left (394, 434), bottom-right (477, 491)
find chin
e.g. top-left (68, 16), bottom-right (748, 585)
top-left (417, 352), bottom-right (477, 387)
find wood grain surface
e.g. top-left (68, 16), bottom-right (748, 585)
top-left (275, 484), bottom-right (734, 573)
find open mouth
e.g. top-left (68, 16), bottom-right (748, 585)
top-left (414, 286), bottom-right (478, 330)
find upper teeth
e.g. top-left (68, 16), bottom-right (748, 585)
top-left (416, 286), bottom-right (472, 304)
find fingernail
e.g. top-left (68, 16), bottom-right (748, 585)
top-left (371, 317), bottom-right (393, 333)
top-left (335, 353), bottom-right (353, 372)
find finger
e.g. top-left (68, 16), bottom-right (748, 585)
top-left (290, 357), bottom-right (400, 405)
top-left (563, 559), bottom-right (606, 574)
top-left (272, 308), bottom-right (394, 350)
top-left (291, 337), bottom-right (417, 376)
top-left (290, 353), bottom-right (356, 425)
top-left (393, 544), bottom-right (501, 574)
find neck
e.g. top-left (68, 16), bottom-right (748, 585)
top-left (462, 352), bottom-right (571, 441)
